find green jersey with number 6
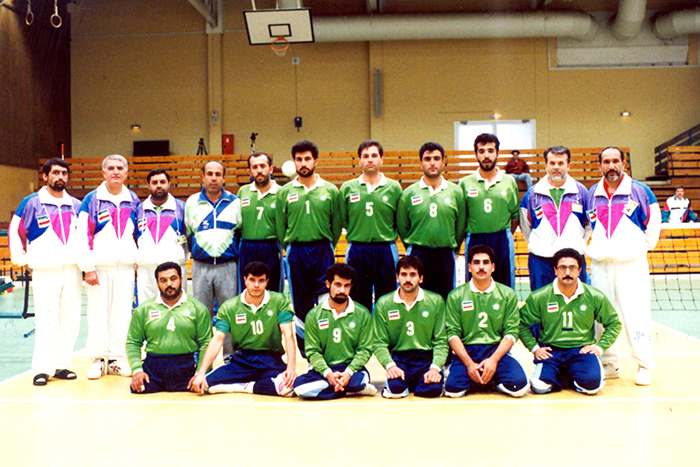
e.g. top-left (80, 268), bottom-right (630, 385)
top-left (372, 288), bottom-right (448, 369)
top-left (519, 281), bottom-right (621, 352)
top-left (340, 175), bottom-right (402, 243)
top-left (304, 299), bottom-right (373, 375)
top-left (126, 294), bottom-right (213, 373)
top-left (276, 176), bottom-right (342, 246)
top-left (460, 170), bottom-right (519, 234)
top-left (396, 178), bottom-right (466, 249)
top-left (445, 280), bottom-right (519, 346)
top-left (216, 290), bottom-right (294, 354)
top-left (237, 182), bottom-right (278, 240)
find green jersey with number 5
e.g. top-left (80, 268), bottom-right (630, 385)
top-left (460, 170), bottom-right (519, 234)
top-left (340, 175), bottom-right (402, 243)
top-left (216, 290), bottom-right (294, 354)
top-left (237, 182), bottom-right (278, 240)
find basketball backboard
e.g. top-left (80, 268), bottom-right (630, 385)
top-left (243, 8), bottom-right (315, 45)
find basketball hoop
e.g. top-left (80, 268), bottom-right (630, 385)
top-left (270, 36), bottom-right (290, 57)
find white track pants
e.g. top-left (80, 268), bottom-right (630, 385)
top-left (86, 267), bottom-right (135, 362)
top-left (590, 256), bottom-right (655, 371)
top-left (32, 267), bottom-right (82, 375)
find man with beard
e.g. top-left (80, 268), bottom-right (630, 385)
top-left (276, 140), bottom-right (342, 354)
top-left (396, 142), bottom-right (466, 300)
top-left (189, 261), bottom-right (297, 396)
top-left (586, 147), bottom-right (661, 385)
top-left (126, 262), bottom-right (212, 393)
top-left (519, 249), bottom-right (621, 395)
top-left (373, 255), bottom-right (448, 398)
top-left (340, 140), bottom-right (402, 311)
top-left (185, 161), bottom-right (241, 362)
top-left (135, 169), bottom-right (187, 303)
top-left (520, 146), bottom-right (590, 291)
top-left (237, 152), bottom-right (282, 292)
top-left (460, 133), bottom-right (519, 288)
top-left (294, 263), bottom-right (377, 399)
top-left (444, 245), bottom-right (529, 398)
top-left (9, 158), bottom-right (82, 386)
top-left (78, 154), bottom-right (140, 379)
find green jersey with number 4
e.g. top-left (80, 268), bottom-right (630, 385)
top-left (397, 178), bottom-right (466, 249)
top-left (340, 175), bottom-right (402, 243)
top-left (126, 294), bottom-right (213, 373)
top-left (304, 299), bottom-right (373, 375)
top-left (446, 280), bottom-right (519, 346)
top-left (216, 290), bottom-right (294, 355)
top-left (237, 182), bottom-right (278, 240)
top-left (372, 288), bottom-right (448, 369)
top-left (276, 176), bottom-right (342, 246)
top-left (519, 281), bottom-right (621, 352)
top-left (460, 170), bottom-right (519, 234)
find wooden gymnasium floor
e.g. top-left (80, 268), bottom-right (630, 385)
top-left (0, 322), bottom-right (699, 467)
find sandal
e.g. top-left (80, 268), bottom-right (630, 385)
top-left (54, 369), bottom-right (77, 380)
top-left (33, 374), bottom-right (49, 386)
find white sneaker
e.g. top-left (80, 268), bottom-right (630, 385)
top-left (358, 383), bottom-right (377, 396)
top-left (87, 359), bottom-right (105, 380)
top-left (273, 374), bottom-right (294, 397)
top-left (107, 359), bottom-right (132, 377)
top-left (635, 367), bottom-right (652, 386)
top-left (603, 363), bottom-right (620, 380)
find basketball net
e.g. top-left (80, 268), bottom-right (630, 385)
top-left (270, 36), bottom-right (290, 57)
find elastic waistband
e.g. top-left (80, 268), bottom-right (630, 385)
top-left (291, 239), bottom-right (329, 247)
top-left (469, 229), bottom-right (508, 239)
top-left (145, 353), bottom-right (195, 359)
top-left (241, 238), bottom-right (277, 245)
top-left (349, 241), bottom-right (393, 247)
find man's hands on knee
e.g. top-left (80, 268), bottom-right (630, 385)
top-left (131, 370), bottom-right (149, 393)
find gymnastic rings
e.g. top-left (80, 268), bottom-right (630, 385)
top-left (51, 0), bottom-right (62, 28)
top-left (25, 0), bottom-right (33, 25)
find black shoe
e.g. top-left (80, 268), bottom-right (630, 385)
top-left (54, 369), bottom-right (77, 380)
top-left (33, 374), bottom-right (49, 386)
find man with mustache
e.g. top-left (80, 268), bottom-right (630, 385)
top-left (519, 248), bottom-right (621, 395)
top-left (276, 140), bottom-right (342, 354)
top-left (185, 161), bottom-right (241, 362)
top-left (586, 147), bottom-right (661, 386)
top-left (460, 133), bottom-right (520, 288)
top-left (396, 142), bottom-right (466, 301)
top-left (444, 245), bottom-right (529, 398)
top-left (340, 140), bottom-right (402, 311)
top-left (9, 158), bottom-right (82, 386)
top-left (373, 255), bottom-right (448, 398)
top-left (520, 146), bottom-right (590, 292)
top-left (504, 150), bottom-right (532, 189)
top-left (135, 169), bottom-right (187, 303)
top-left (126, 262), bottom-right (212, 393)
top-left (294, 263), bottom-right (377, 399)
top-left (662, 185), bottom-right (697, 224)
top-left (237, 152), bottom-right (282, 292)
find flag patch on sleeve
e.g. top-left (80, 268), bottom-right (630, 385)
top-left (236, 314), bottom-right (247, 324)
top-left (349, 193), bottom-right (360, 203)
top-left (547, 302), bottom-right (559, 313)
top-left (411, 195), bottom-right (422, 206)
top-left (534, 205), bottom-right (543, 219)
top-left (388, 310), bottom-right (400, 320)
top-left (241, 198), bottom-right (250, 207)
top-left (318, 318), bottom-right (329, 329)
top-left (461, 301), bottom-right (474, 311)
top-left (37, 215), bottom-right (50, 228)
top-left (588, 209), bottom-right (597, 222)
top-left (288, 193), bottom-right (299, 203)
top-left (97, 209), bottom-right (110, 223)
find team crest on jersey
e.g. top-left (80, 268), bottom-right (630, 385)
top-left (349, 322), bottom-right (356, 328)
top-left (467, 188), bottom-right (479, 198)
top-left (267, 310), bottom-right (274, 316)
top-left (572, 203), bottom-right (583, 213)
top-left (580, 305), bottom-right (587, 311)
top-left (382, 196), bottom-right (388, 202)
top-left (411, 195), bottom-right (422, 206)
top-left (270, 202), bottom-right (276, 209)
top-left (534, 205), bottom-right (543, 219)
top-left (547, 302), bottom-right (559, 313)
top-left (149, 310), bottom-right (160, 320)
top-left (97, 209), bottom-right (110, 223)
top-left (183, 310), bottom-right (191, 317)
top-left (388, 309), bottom-right (400, 320)
top-left (236, 314), bottom-right (247, 324)
top-left (588, 209), bottom-right (597, 222)
top-left (318, 318), bottom-right (329, 329)
top-left (241, 198), bottom-right (251, 207)
top-left (623, 200), bottom-right (639, 216)
top-left (493, 303), bottom-right (500, 310)
top-left (320, 195), bottom-right (327, 201)
top-left (422, 311), bottom-right (429, 318)
top-left (462, 301), bottom-right (474, 311)
top-left (350, 193), bottom-right (360, 203)
top-left (288, 193), bottom-right (299, 203)
top-left (36, 215), bottom-right (50, 229)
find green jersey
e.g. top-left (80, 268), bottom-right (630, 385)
top-left (460, 169), bottom-right (519, 234)
top-left (304, 298), bottom-right (373, 376)
top-left (340, 174), bottom-right (402, 243)
top-left (519, 281), bottom-right (621, 352)
top-left (237, 182), bottom-right (279, 240)
top-left (397, 177), bottom-right (466, 249)
top-left (372, 288), bottom-right (448, 369)
top-left (126, 293), bottom-right (213, 373)
top-left (445, 280), bottom-right (519, 346)
top-left (276, 175), bottom-right (342, 246)
top-left (216, 290), bottom-right (294, 355)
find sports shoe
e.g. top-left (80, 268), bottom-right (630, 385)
top-left (273, 373), bottom-right (294, 397)
top-left (87, 359), bottom-right (105, 380)
top-left (635, 367), bottom-right (652, 386)
top-left (603, 363), bottom-right (620, 380)
top-left (358, 383), bottom-right (377, 396)
top-left (107, 359), bottom-right (132, 377)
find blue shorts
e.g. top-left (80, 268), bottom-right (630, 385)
top-left (384, 350), bottom-right (443, 398)
top-left (444, 344), bottom-right (528, 397)
top-left (466, 229), bottom-right (515, 288)
top-left (206, 349), bottom-right (287, 396)
top-left (531, 346), bottom-right (603, 395)
top-left (346, 242), bottom-right (398, 311)
top-left (239, 239), bottom-right (283, 293)
top-left (405, 245), bottom-right (455, 301)
top-left (294, 364), bottom-right (371, 400)
top-left (131, 353), bottom-right (197, 394)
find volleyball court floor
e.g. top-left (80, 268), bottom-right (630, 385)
top-left (0, 287), bottom-right (699, 466)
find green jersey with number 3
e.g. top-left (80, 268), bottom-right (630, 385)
top-left (237, 182), bottom-right (278, 240)
top-left (216, 291), bottom-right (294, 354)
top-left (372, 288), bottom-right (448, 369)
top-left (304, 299), bottom-right (373, 375)
top-left (340, 175), bottom-right (402, 243)
top-left (460, 170), bottom-right (519, 234)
